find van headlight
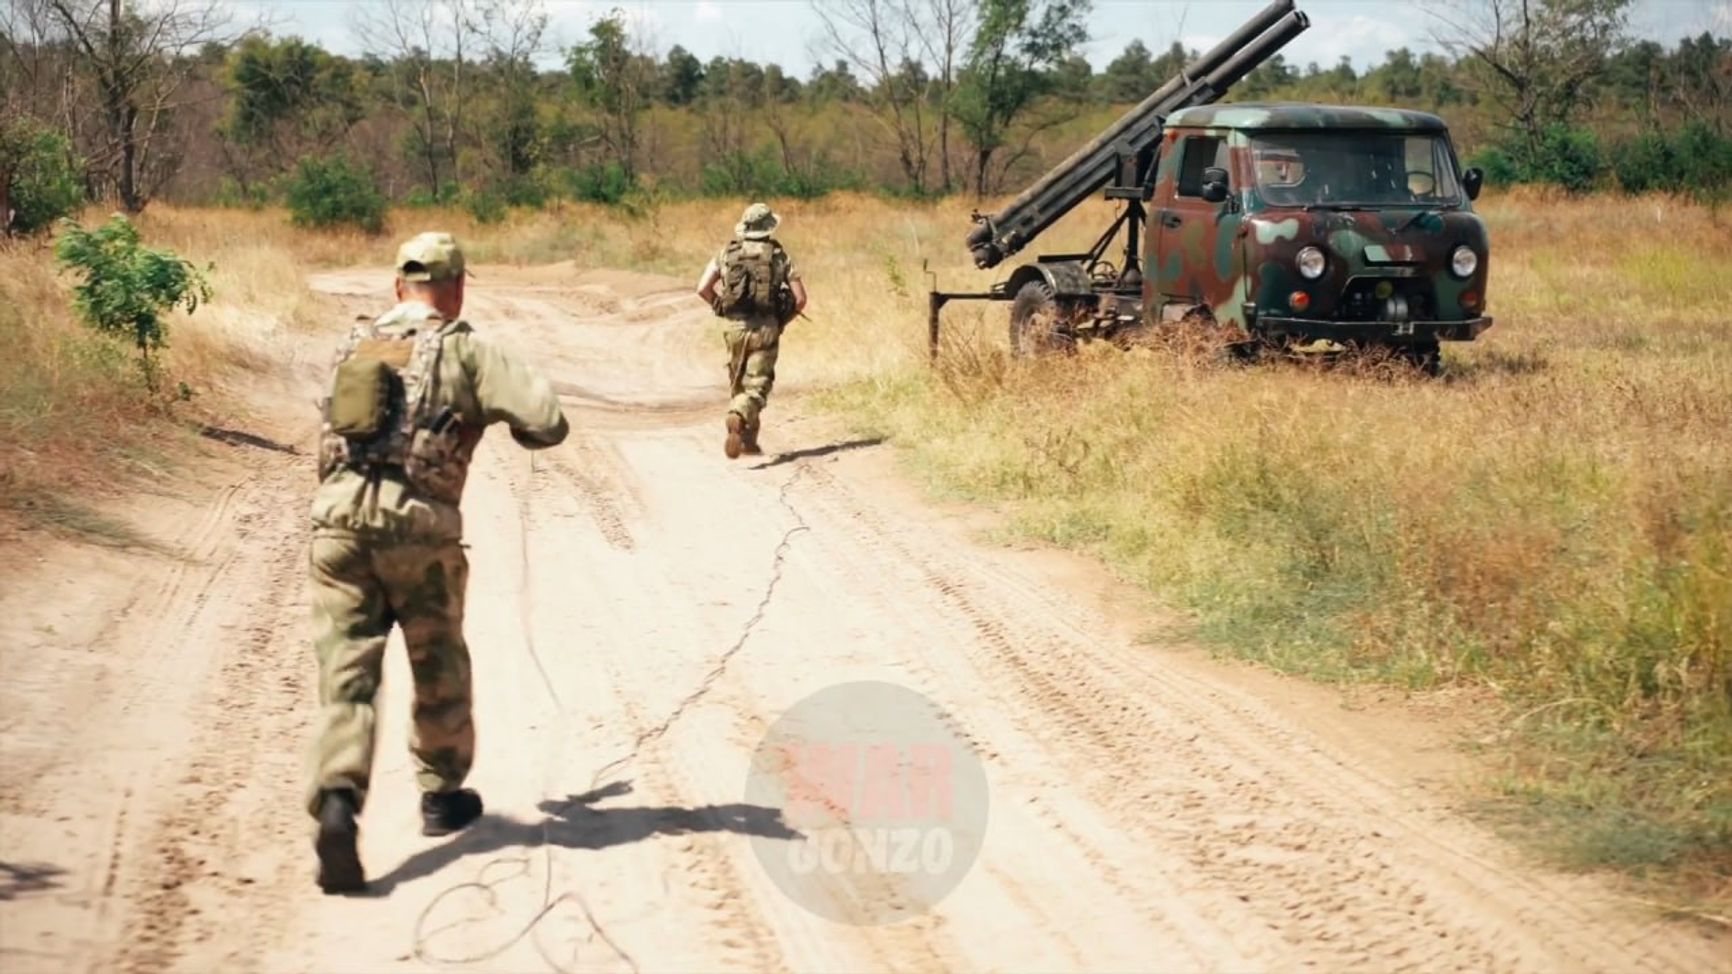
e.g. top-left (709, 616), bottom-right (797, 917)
top-left (1296, 246), bottom-right (1327, 280)
top-left (1451, 245), bottom-right (1479, 279)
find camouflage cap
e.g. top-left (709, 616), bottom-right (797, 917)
top-left (395, 232), bottom-right (467, 282)
top-left (735, 202), bottom-right (780, 240)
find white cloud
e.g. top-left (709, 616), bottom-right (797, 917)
top-left (695, 1), bottom-right (724, 24)
top-left (1283, 15), bottom-right (1416, 70)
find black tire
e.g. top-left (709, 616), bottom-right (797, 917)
top-left (1008, 281), bottom-right (1075, 358)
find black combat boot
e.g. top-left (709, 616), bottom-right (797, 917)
top-left (314, 789), bottom-right (366, 894)
top-left (724, 412), bottom-right (745, 460)
top-left (421, 788), bottom-right (484, 837)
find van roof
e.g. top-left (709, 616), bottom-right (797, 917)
top-left (1166, 103), bottom-right (1450, 132)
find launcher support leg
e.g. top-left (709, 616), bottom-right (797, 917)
top-left (928, 292), bottom-right (943, 364)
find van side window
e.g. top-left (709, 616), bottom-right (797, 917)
top-left (1176, 136), bottom-right (1228, 197)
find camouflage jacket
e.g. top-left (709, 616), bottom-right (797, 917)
top-left (310, 301), bottom-right (568, 542)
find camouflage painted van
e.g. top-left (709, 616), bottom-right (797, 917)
top-left (1144, 103), bottom-right (1492, 362)
top-left (967, 102), bottom-right (1494, 372)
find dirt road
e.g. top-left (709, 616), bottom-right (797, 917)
top-left (1, 266), bottom-right (1724, 973)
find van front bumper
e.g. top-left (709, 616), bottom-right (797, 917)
top-left (1256, 315), bottom-right (1494, 343)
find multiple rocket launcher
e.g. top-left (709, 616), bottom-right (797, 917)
top-left (965, 0), bottom-right (1311, 270)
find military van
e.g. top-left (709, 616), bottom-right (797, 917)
top-left (1140, 103), bottom-right (1492, 368)
top-left (928, 1), bottom-right (1494, 374)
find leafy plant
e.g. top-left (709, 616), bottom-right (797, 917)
top-left (1471, 124), bottom-right (1603, 194)
top-left (53, 215), bottom-right (211, 392)
top-left (560, 162), bottom-right (635, 205)
top-left (404, 184), bottom-right (461, 209)
top-left (1, 117), bottom-right (85, 236)
top-left (698, 149), bottom-right (860, 200)
top-left (463, 186), bottom-right (508, 225)
top-left (1611, 122), bottom-right (1732, 203)
top-left (284, 154), bottom-right (387, 233)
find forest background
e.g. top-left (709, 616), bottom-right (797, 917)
top-left (2, 0), bottom-right (1729, 230)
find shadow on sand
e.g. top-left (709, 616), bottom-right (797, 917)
top-left (199, 425), bottom-right (300, 455)
top-left (0, 860), bottom-right (67, 901)
top-left (363, 781), bottom-right (800, 896)
top-left (749, 437), bottom-right (885, 471)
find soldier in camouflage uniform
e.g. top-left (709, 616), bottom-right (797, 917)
top-left (696, 203), bottom-right (807, 459)
top-left (307, 232), bottom-right (568, 894)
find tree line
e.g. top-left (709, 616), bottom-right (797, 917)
top-left (1, 0), bottom-right (1728, 234)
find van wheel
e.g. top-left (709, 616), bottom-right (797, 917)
top-left (1009, 281), bottom-right (1075, 358)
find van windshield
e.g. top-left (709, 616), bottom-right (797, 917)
top-left (1251, 131), bottom-right (1463, 208)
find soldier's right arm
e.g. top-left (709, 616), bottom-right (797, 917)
top-left (784, 251), bottom-right (808, 315)
top-left (696, 257), bottom-right (721, 306)
top-left (458, 333), bottom-right (569, 449)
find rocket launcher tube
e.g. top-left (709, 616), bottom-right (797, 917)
top-left (967, 0), bottom-right (1310, 269)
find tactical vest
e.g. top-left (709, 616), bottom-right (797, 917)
top-left (715, 238), bottom-right (792, 321)
top-left (317, 312), bottom-right (466, 503)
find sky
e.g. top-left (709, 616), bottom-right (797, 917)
top-left (236, 0), bottom-right (1731, 75)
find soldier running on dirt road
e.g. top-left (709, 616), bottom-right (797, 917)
top-left (306, 232), bottom-right (569, 894)
top-left (696, 203), bottom-right (808, 458)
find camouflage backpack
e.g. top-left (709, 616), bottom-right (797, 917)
top-left (715, 238), bottom-right (792, 320)
top-left (317, 311), bottom-right (466, 503)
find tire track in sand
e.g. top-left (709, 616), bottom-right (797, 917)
top-left (793, 462), bottom-right (1723, 974)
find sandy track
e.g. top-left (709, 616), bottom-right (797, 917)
top-left (1, 266), bottom-right (1725, 973)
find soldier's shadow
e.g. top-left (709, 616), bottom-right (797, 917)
top-left (749, 437), bottom-right (884, 470)
top-left (367, 781), bottom-right (801, 895)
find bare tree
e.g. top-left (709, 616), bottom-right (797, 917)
top-left (814, 0), bottom-right (965, 195)
top-left (1430, 0), bottom-right (1631, 160)
top-left (912, 0), bottom-right (973, 192)
top-left (698, 58), bottom-right (755, 188)
top-left (358, 0), bottom-right (479, 200)
top-left (28, 0), bottom-right (235, 211)
top-left (2, 0), bottom-right (69, 122)
top-left (568, 10), bottom-right (654, 183)
top-left (952, 0), bottom-right (1089, 195)
top-left (474, 0), bottom-right (548, 182)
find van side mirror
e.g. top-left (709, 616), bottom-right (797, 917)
top-left (1201, 166), bottom-right (1230, 204)
top-left (1463, 167), bottom-right (1484, 201)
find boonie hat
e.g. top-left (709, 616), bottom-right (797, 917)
top-left (395, 232), bottom-right (468, 282)
top-left (735, 203), bottom-right (779, 240)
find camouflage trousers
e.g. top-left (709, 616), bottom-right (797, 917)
top-left (723, 317), bottom-right (781, 428)
top-left (305, 536), bottom-right (474, 817)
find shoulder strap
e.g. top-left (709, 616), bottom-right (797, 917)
top-left (400, 317), bottom-right (449, 420)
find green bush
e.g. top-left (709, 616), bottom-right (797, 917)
top-left (1, 117), bottom-right (85, 235)
top-left (1609, 123), bottom-right (1732, 202)
top-left (559, 163), bottom-right (634, 205)
top-left (1528, 125), bottom-right (1602, 194)
top-left (284, 154), bottom-right (387, 233)
top-left (699, 149), bottom-right (860, 200)
top-left (404, 184), bottom-right (460, 208)
top-left (1470, 125), bottom-right (1602, 194)
top-left (53, 215), bottom-right (211, 392)
top-left (1467, 144), bottom-right (1524, 187)
top-left (213, 178), bottom-right (270, 210)
top-left (463, 187), bottom-right (508, 225)
top-left (497, 175), bottom-right (551, 209)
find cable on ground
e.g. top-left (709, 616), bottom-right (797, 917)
top-left (411, 456), bottom-right (811, 972)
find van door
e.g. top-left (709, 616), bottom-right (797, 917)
top-left (1153, 133), bottom-right (1232, 318)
